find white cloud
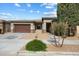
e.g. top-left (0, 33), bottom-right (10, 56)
top-left (40, 3), bottom-right (57, 9)
top-left (0, 12), bottom-right (12, 16)
top-left (41, 3), bottom-right (57, 6)
top-left (43, 11), bottom-right (54, 14)
top-left (43, 11), bottom-right (57, 17)
top-left (30, 10), bottom-right (33, 13)
top-left (37, 10), bottom-right (40, 13)
top-left (0, 12), bottom-right (16, 20)
top-left (26, 3), bottom-right (31, 7)
top-left (0, 13), bottom-right (6, 15)
top-left (0, 15), bottom-right (14, 20)
top-left (45, 6), bottom-right (53, 9)
top-left (43, 4), bottom-right (57, 17)
top-left (40, 3), bottom-right (47, 7)
top-left (30, 10), bottom-right (40, 14)
top-left (14, 3), bottom-right (21, 7)
top-left (0, 16), bottom-right (8, 19)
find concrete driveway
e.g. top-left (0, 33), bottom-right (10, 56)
top-left (0, 33), bottom-right (25, 39)
top-left (0, 39), bottom-right (27, 55)
top-left (0, 33), bottom-right (27, 56)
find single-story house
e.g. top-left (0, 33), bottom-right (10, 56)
top-left (0, 17), bottom-right (57, 34)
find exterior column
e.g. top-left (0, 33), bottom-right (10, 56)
top-left (5, 24), bottom-right (7, 33)
top-left (31, 23), bottom-right (35, 33)
top-left (0, 22), bottom-right (4, 34)
top-left (1, 24), bottom-right (3, 34)
top-left (42, 22), bottom-right (46, 33)
top-left (11, 23), bottom-right (14, 32)
top-left (76, 26), bottom-right (79, 36)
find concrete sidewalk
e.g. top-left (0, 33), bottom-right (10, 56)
top-left (17, 51), bottom-right (79, 56)
top-left (47, 34), bottom-right (79, 45)
top-left (42, 39), bottom-right (79, 45)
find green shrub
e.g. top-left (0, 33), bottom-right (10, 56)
top-left (25, 39), bottom-right (47, 51)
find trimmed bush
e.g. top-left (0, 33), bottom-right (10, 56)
top-left (25, 39), bottom-right (47, 51)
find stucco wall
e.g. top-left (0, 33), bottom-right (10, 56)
top-left (42, 20), bottom-right (52, 33)
top-left (0, 23), bottom-right (3, 33)
top-left (42, 23), bottom-right (46, 30)
top-left (0, 24), bottom-right (3, 29)
top-left (76, 26), bottom-right (79, 35)
top-left (43, 20), bottom-right (52, 23)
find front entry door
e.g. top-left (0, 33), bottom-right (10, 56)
top-left (35, 23), bottom-right (42, 30)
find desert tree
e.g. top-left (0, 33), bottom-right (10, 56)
top-left (50, 22), bottom-right (68, 47)
top-left (57, 3), bottom-right (79, 36)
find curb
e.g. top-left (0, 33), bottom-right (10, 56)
top-left (17, 51), bottom-right (79, 56)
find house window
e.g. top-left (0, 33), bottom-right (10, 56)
top-left (37, 24), bottom-right (41, 29)
top-left (35, 23), bottom-right (42, 30)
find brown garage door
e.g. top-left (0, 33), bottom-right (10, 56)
top-left (14, 24), bottom-right (31, 33)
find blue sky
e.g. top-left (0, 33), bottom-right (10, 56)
top-left (0, 3), bottom-right (57, 20)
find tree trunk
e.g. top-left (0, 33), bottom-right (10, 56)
top-left (60, 38), bottom-right (64, 47)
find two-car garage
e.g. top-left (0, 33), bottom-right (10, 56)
top-left (13, 24), bottom-right (31, 33)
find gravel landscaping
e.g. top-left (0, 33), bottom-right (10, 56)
top-left (18, 44), bottom-right (79, 56)
top-left (47, 45), bottom-right (79, 52)
top-left (19, 44), bottom-right (79, 52)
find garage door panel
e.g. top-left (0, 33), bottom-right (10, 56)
top-left (14, 24), bottom-right (31, 33)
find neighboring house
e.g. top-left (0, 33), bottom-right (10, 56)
top-left (0, 20), bottom-right (5, 34)
top-left (0, 17), bottom-right (57, 34)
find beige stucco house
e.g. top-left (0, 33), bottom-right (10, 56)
top-left (0, 17), bottom-right (57, 34)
